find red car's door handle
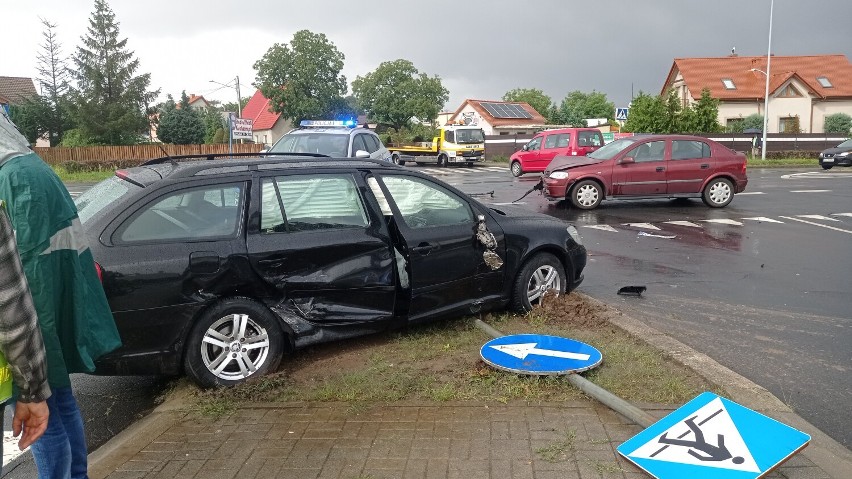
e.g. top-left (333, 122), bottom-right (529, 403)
top-left (656, 167), bottom-right (665, 172)
top-left (701, 163), bottom-right (710, 169)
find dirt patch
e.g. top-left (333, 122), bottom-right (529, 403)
top-left (537, 292), bottom-right (608, 328)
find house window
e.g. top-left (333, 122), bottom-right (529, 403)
top-left (726, 118), bottom-right (744, 132)
top-left (721, 78), bottom-right (736, 90)
top-left (778, 84), bottom-right (802, 98)
top-left (816, 76), bottom-right (833, 88)
top-left (778, 116), bottom-right (800, 134)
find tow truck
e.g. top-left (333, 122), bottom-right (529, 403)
top-left (389, 124), bottom-right (486, 167)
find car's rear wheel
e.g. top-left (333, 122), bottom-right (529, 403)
top-left (392, 154), bottom-right (405, 166)
top-left (821, 164), bottom-right (833, 170)
top-left (511, 253), bottom-right (567, 312)
top-left (184, 297), bottom-right (285, 388)
top-left (570, 180), bottom-right (603, 210)
top-left (702, 178), bottom-right (734, 208)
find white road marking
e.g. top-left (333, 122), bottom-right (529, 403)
top-left (664, 221), bottom-right (702, 227)
top-left (742, 217), bottom-right (785, 223)
top-left (832, 213), bottom-right (852, 217)
top-left (796, 215), bottom-right (840, 222)
top-left (638, 231), bottom-right (676, 239)
top-left (737, 191), bottom-right (765, 195)
top-left (790, 189), bottom-right (831, 193)
top-left (622, 223), bottom-right (660, 230)
top-left (780, 216), bottom-right (852, 234)
top-left (583, 225), bottom-right (619, 232)
top-left (702, 219), bottom-right (744, 226)
top-left (3, 431), bottom-right (26, 468)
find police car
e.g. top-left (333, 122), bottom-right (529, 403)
top-left (268, 120), bottom-right (392, 162)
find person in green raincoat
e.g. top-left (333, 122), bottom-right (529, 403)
top-left (0, 111), bottom-right (121, 478)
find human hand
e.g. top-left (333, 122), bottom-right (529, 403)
top-left (12, 401), bottom-right (49, 450)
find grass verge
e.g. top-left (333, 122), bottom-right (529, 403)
top-left (192, 294), bottom-right (722, 417)
top-left (52, 165), bottom-right (115, 183)
top-left (746, 158), bottom-right (816, 168)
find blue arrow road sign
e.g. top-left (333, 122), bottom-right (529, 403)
top-left (618, 392), bottom-right (810, 479)
top-left (616, 107), bottom-right (629, 121)
top-left (480, 334), bottom-right (602, 375)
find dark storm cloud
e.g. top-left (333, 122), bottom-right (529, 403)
top-left (5, 0), bottom-right (851, 110)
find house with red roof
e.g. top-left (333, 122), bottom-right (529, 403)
top-left (447, 99), bottom-right (547, 135)
top-left (186, 94), bottom-right (211, 111)
top-left (662, 54), bottom-right (852, 133)
top-left (241, 89), bottom-right (293, 147)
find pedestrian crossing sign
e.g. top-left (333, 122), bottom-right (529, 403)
top-left (616, 108), bottom-right (629, 121)
top-left (617, 392), bottom-right (810, 479)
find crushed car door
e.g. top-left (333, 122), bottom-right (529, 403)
top-left (370, 173), bottom-right (480, 323)
top-left (246, 172), bottom-right (397, 325)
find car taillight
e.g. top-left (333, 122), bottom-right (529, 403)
top-left (94, 262), bottom-right (103, 283)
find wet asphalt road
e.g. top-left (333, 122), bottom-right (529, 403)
top-left (448, 165), bottom-right (851, 449)
top-left (4, 166), bottom-right (849, 476)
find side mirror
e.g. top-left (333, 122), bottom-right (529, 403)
top-left (619, 156), bottom-right (635, 164)
top-left (354, 150), bottom-right (371, 159)
top-left (522, 144), bottom-right (529, 151)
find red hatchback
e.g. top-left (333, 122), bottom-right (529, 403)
top-left (510, 127), bottom-right (604, 177)
top-left (541, 135), bottom-right (748, 209)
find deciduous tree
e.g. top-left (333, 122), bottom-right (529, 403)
top-left (502, 88), bottom-right (553, 119)
top-left (558, 90), bottom-right (615, 127)
top-left (254, 30), bottom-right (347, 124)
top-left (352, 59), bottom-right (448, 130)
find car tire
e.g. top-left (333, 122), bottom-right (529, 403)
top-left (821, 164), bottom-right (832, 170)
top-left (511, 253), bottom-right (567, 312)
top-left (510, 161), bottom-right (523, 177)
top-left (392, 154), bottom-right (405, 166)
top-left (702, 178), bottom-right (734, 208)
top-left (184, 297), bottom-right (286, 388)
top-left (438, 154), bottom-right (448, 167)
top-left (570, 180), bottom-right (603, 210)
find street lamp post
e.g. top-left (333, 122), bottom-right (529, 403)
top-left (760, 0), bottom-right (774, 160)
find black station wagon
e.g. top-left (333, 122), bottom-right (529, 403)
top-left (75, 154), bottom-right (587, 387)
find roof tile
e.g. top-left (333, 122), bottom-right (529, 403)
top-left (0, 77), bottom-right (38, 105)
top-left (241, 89), bottom-right (282, 130)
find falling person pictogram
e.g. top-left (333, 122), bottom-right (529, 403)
top-left (654, 413), bottom-right (745, 464)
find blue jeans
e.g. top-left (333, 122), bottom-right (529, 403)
top-left (30, 387), bottom-right (88, 479)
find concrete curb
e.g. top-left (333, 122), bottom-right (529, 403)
top-left (86, 294), bottom-right (852, 479)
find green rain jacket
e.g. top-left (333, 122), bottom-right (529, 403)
top-left (0, 153), bottom-right (121, 388)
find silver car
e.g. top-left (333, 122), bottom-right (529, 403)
top-left (268, 121), bottom-right (391, 162)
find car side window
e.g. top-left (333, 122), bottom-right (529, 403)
top-left (629, 141), bottom-right (666, 162)
top-left (526, 137), bottom-right (542, 151)
top-left (364, 134), bottom-right (381, 153)
top-left (671, 140), bottom-right (710, 160)
top-left (352, 134), bottom-right (369, 155)
top-left (555, 134), bottom-right (571, 148)
top-left (544, 134), bottom-right (559, 149)
top-left (260, 174), bottom-right (368, 233)
top-left (117, 183), bottom-right (243, 242)
top-left (578, 131), bottom-right (602, 147)
top-left (378, 175), bottom-right (473, 229)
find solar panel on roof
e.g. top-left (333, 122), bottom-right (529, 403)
top-left (479, 102), bottom-right (533, 119)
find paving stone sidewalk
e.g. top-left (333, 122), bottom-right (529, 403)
top-left (90, 400), bottom-right (830, 479)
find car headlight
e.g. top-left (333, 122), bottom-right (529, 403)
top-left (837, 151), bottom-right (850, 157)
top-left (549, 171), bottom-right (571, 179)
top-left (567, 225), bottom-right (583, 246)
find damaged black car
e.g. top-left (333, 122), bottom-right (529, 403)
top-left (75, 154), bottom-right (587, 387)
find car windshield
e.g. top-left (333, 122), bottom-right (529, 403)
top-left (269, 133), bottom-right (349, 156)
top-left (455, 128), bottom-right (485, 144)
top-left (836, 139), bottom-right (852, 148)
top-left (75, 176), bottom-right (140, 224)
top-left (588, 138), bottom-right (638, 160)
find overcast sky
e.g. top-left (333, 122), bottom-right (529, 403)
top-left (3, 0), bottom-right (851, 113)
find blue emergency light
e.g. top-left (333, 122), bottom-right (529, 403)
top-left (299, 120), bottom-right (357, 128)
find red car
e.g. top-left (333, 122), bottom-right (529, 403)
top-left (510, 127), bottom-right (604, 177)
top-left (541, 135), bottom-right (748, 209)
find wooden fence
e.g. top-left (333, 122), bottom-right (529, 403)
top-left (34, 143), bottom-right (265, 166)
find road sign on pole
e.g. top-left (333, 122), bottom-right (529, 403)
top-left (480, 334), bottom-right (602, 375)
top-left (232, 118), bottom-right (253, 140)
top-left (616, 108), bottom-right (629, 121)
top-left (617, 392), bottom-right (810, 479)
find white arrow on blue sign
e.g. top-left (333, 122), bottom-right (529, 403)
top-left (480, 334), bottom-right (602, 375)
top-left (618, 392), bottom-right (810, 479)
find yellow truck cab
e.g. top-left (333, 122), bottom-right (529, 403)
top-left (389, 125), bottom-right (485, 167)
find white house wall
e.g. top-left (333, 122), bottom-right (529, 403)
top-left (812, 100), bottom-right (852, 134)
top-left (451, 104), bottom-right (494, 134)
top-left (717, 103), bottom-right (763, 129)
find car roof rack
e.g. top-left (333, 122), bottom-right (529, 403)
top-left (141, 151), bottom-right (328, 166)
